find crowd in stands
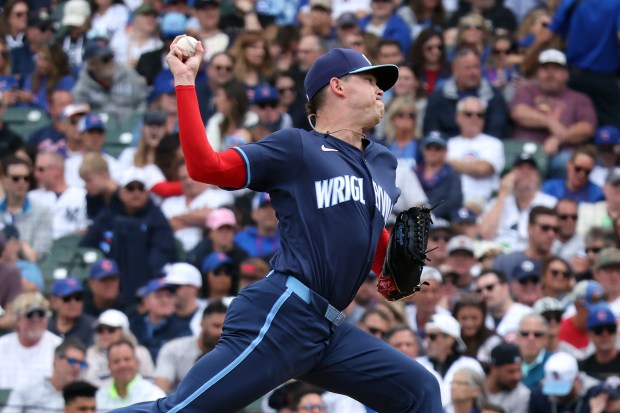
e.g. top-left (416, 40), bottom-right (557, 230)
top-left (0, 0), bottom-right (618, 411)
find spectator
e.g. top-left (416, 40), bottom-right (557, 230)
top-left (0, 225), bottom-right (42, 295)
top-left (72, 37), bottom-right (148, 118)
top-left (423, 48), bottom-right (508, 138)
top-left (394, 157), bottom-right (428, 214)
top-left (384, 325), bottom-right (421, 359)
top-left (552, 198), bottom-right (585, 261)
top-left (578, 170), bottom-right (620, 236)
top-left (447, 0), bottom-right (517, 38)
top-left (80, 167), bottom-right (177, 301)
top-left (543, 146), bottom-right (604, 204)
top-left (590, 126), bottom-right (620, 188)
top-left (228, 30), bottom-right (274, 89)
top-left (335, 12), bottom-right (360, 48)
top-left (196, 52), bottom-right (236, 124)
top-left (248, 84), bottom-right (293, 142)
top-left (30, 151), bottom-right (88, 240)
top-left (27, 89), bottom-right (72, 154)
top-left (451, 207), bottom-right (481, 240)
top-left (475, 270), bottom-right (532, 340)
top-left (55, 0), bottom-right (91, 71)
top-left (161, 160), bottom-right (232, 252)
top-left (405, 266), bottom-right (449, 336)
top-left (493, 206), bottom-right (557, 281)
top-left (528, 351), bottom-right (599, 412)
top-left (90, 0), bottom-right (129, 40)
top-left (594, 248), bottom-right (620, 316)
top-left (0, 228), bottom-right (21, 330)
top-left (163, 262), bottom-right (206, 336)
top-left (396, 0), bottom-right (446, 41)
top-left (344, 272), bottom-right (381, 325)
top-left (446, 235), bottom-right (478, 289)
top-left (189, 0), bottom-right (229, 63)
top-left (95, 339), bottom-right (165, 410)
top-left (200, 252), bottom-right (238, 301)
top-left (511, 261), bottom-right (543, 307)
top-left (357, 308), bottom-right (390, 340)
top-left (60, 103), bottom-right (90, 157)
top-left (409, 28), bottom-right (451, 97)
top-left (538, 256), bottom-right (574, 303)
top-left (448, 13), bottom-right (493, 60)
top-left (447, 96), bottom-right (505, 206)
top-left (1, 0), bottom-right (28, 51)
top-left (300, 0), bottom-right (336, 48)
top-left (84, 309), bottom-right (154, 387)
top-left (532, 297), bottom-right (567, 354)
top-left (559, 280), bottom-right (606, 360)
top-left (109, 3), bottom-right (162, 68)
top-left (130, 278), bottom-right (192, 361)
top-left (0, 292), bottom-right (62, 390)
top-left (78, 153), bottom-right (119, 223)
top-left (484, 35), bottom-right (520, 103)
top-left (479, 154), bottom-right (557, 252)
top-left (416, 312), bottom-right (484, 408)
top-left (118, 110), bottom-right (167, 170)
top-left (358, 0), bottom-right (411, 55)
top-left (82, 259), bottom-right (126, 319)
top-left (62, 381), bottom-right (98, 413)
top-left (375, 38), bottom-right (406, 66)
top-left (0, 156), bottom-right (53, 261)
top-left (154, 300), bottom-right (227, 393)
top-left (235, 192), bottom-right (280, 259)
top-left (4, 337), bottom-right (87, 413)
top-left (48, 277), bottom-right (95, 347)
top-left (588, 376), bottom-right (620, 413)
top-left (237, 257), bottom-right (270, 290)
top-left (453, 293), bottom-right (502, 365)
top-left (426, 218), bottom-right (452, 267)
top-left (516, 313), bottom-right (551, 389)
top-left (382, 96), bottom-right (420, 165)
top-left (415, 133), bottom-right (463, 221)
top-left (218, 0), bottom-right (273, 36)
top-left (579, 303), bottom-right (620, 380)
top-left (485, 342), bottom-right (531, 413)
top-left (290, 387), bottom-right (328, 413)
top-left (449, 367), bottom-right (488, 413)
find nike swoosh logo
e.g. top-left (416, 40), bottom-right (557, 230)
top-left (321, 145), bottom-right (338, 152)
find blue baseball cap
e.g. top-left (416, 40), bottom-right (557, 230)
top-left (422, 132), bottom-right (447, 148)
top-left (144, 278), bottom-right (176, 295)
top-left (89, 258), bottom-right (121, 280)
top-left (252, 84), bottom-right (279, 104)
top-left (160, 12), bottom-right (187, 39)
top-left (78, 113), bottom-right (105, 133)
top-left (595, 126), bottom-right (620, 146)
top-left (252, 192), bottom-right (272, 210)
top-left (513, 259), bottom-right (540, 282)
top-left (572, 280), bottom-right (607, 308)
top-left (587, 303), bottom-right (616, 330)
top-left (542, 352), bottom-right (578, 396)
top-left (304, 48), bottom-right (399, 101)
top-left (150, 73), bottom-right (176, 102)
top-left (51, 276), bottom-right (84, 297)
top-left (201, 252), bottom-right (233, 273)
top-left (452, 207), bottom-right (477, 224)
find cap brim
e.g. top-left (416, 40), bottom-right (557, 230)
top-left (543, 379), bottom-right (573, 396)
top-left (349, 64), bottom-right (399, 92)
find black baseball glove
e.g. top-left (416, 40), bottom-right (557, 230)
top-left (378, 206), bottom-right (433, 301)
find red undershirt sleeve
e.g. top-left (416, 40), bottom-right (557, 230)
top-left (150, 181), bottom-right (183, 197)
top-left (372, 228), bottom-right (390, 275)
top-left (176, 85), bottom-right (247, 188)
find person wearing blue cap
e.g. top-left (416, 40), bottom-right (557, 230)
top-left (200, 251), bottom-right (236, 301)
top-left (249, 83), bottom-right (293, 141)
top-left (48, 276), bottom-right (96, 347)
top-left (108, 37), bottom-right (441, 412)
top-left (579, 303), bottom-right (620, 380)
top-left (83, 258), bottom-right (127, 317)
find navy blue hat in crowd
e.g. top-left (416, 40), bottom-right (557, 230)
top-left (490, 342), bottom-right (522, 366)
top-left (90, 258), bottom-right (121, 280)
top-left (422, 132), bottom-right (447, 148)
top-left (252, 84), bottom-right (279, 104)
top-left (304, 48), bottom-right (399, 101)
top-left (452, 207), bottom-right (477, 224)
top-left (201, 252), bottom-right (233, 273)
top-left (513, 259), bottom-right (540, 282)
top-left (144, 278), bottom-right (176, 295)
top-left (51, 276), bottom-right (84, 297)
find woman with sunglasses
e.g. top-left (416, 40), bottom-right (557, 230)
top-left (409, 27), bottom-right (451, 96)
top-left (484, 36), bottom-right (520, 102)
top-left (382, 96), bottom-right (420, 165)
top-left (540, 256), bottom-right (574, 301)
top-left (84, 309), bottom-right (154, 387)
top-left (448, 13), bottom-right (492, 63)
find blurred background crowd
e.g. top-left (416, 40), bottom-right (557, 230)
top-left (0, 0), bottom-right (619, 411)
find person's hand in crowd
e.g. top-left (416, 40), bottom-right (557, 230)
top-left (543, 135), bottom-right (560, 155)
top-left (2, 89), bottom-right (18, 106)
top-left (14, 89), bottom-right (34, 104)
top-left (167, 35), bottom-right (205, 86)
top-left (498, 171), bottom-right (516, 196)
top-left (235, 0), bottom-right (255, 14)
top-left (589, 391), bottom-right (609, 413)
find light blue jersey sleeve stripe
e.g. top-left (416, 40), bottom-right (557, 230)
top-left (233, 147), bottom-right (251, 188)
top-left (167, 289), bottom-right (293, 413)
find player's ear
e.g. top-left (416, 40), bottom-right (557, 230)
top-left (329, 77), bottom-right (345, 97)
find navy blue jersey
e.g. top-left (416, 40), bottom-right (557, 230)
top-left (235, 129), bottom-right (400, 310)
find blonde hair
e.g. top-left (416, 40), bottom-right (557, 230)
top-left (79, 152), bottom-right (110, 179)
top-left (229, 31), bottom-right (274, 84)
top-left (383, 96), bottom-right (418, 143)
top-left (12, 292), bottom-right (50, 317)
top-left (456, 13), bottom-right (491, 50)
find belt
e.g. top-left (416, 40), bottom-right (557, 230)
top-left (285, 275), bottom-right (346, 326)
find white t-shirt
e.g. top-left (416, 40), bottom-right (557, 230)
top-left (110, 29), bottom-right (163, 66)
top-left (160, 189), bottom-right (234, 252)
top-left (447, 133), bottom-right (505, 203)
top-left (485, 302), bottom-right (533, 340)
top-left (29, 186), bottom-right (88, 240)
top-left (0, 331), bottom-right (62, 390)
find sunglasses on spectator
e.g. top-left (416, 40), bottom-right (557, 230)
top-left (214, 65), bottom-right (232, 72)
top-left (431, 235), bottom-right (450, 242)
top-left (462, 111), bottom-right (484, 119)
top-left (426, 332), bottom-right (445, 341)
top-left (550, 269), bottom-right (571, 279)
top-left (542, 311), bottom-right (563, 323)
top-left (424, 44), bottom-right (442, 52)
top-left (537, 224), bottom-right (558, 233)
top-left (96, 325), bottom-right (120, 334)
top-left (277, 86), bottom-right (295, 94)
top-left (125, 183), bottom-right (146, 192)
top-left (558, 214), bottom-right (577, 221)
top-left (462, 24), bottom-right (483, 31)
top-left (519, 330), bottom-right (545, 338)
top-left (63, 357), bottom-right (88, 369)
top-left (8, 175), bottom-right (30, 183)
top-left (593, 325), bottom-right (617, 335)
top-left (475, 283), bottom-right (497, 294)
top-left (299, 404), bottom-right (327, 412)
top-left (25, 309), bottom-right (47, 319)
top-left (212, 267), bottom-right (232, 276)
top-left (587, 247), bottom-right (603, 254)
top-left (367, 327), bottom-right (386, 337)
top-left (257, 101), bottom-right (278, 109)
top-left (573, 165), bottom-right (592, 175)
top-left (62, 293), bottom-right (84, 303)
top-left (492, 48), bottom-right (511, 55)
top-left (395, 111), bottom-right (416, 119)
top-left (517, 276), bottom-right (539, 285)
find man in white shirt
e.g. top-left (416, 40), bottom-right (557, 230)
top-left (485, 342), bottom-right (531, 413)
top-left (163, 262), bottom-right (207, 336)
top-left (447, 96), bottom-right (505, 205)
top-left (30, 151), bottom-right (88, 240)
top-left (96, 339), bottom-right (165, 410)
top-left (0, 292), bottom-right (62, 391)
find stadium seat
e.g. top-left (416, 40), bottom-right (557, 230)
top-left (0, 388), bottom-right (11, 408)
top-left (502, 139), bottom-right (549, 178)
top-left (39, 234), bottom-right (102, 289)
top-left (4, 107), bottom-right (51, 141)
top-left (103, 111), bottom-right (143, 158)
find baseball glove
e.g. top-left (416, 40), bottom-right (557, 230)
top-left (378, 205), bottom-right (433, 301)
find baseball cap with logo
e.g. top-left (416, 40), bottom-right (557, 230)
top-left (542, 352), bottom-right (578, 396)
top-left (95, 309), bottom-right (129, 329)
top-left (425, 313), bottom-right (467, 352)
top-left (513, 259), bottom-right (540, 282)
top-left (337, 12), bottom-right (358, 28)
top-left (304, 48), bottom-right (399, 101)
top-left (490, 342), bottom-right (522, 366)
top-left (532, 297), bottom-right (564, 315)
top-left (597, 248), bottom-right (620, 269)
top-left (422, 131), bottom-right (447, 148)
top-left (164, 262), bottom-right (202, 288)
top-left (513, 152), bottom-right (538, 169)
top-left (599, 376), bottom-right (620, 399)
top-left (595, 126), bottom-right (620, 146)
top-left (538, 49), bottom-right (567, 67)
top-left (452, 207), bottom-right (477, 224)
top-left (90, 258), bottom-right (121, 280)
top-left (201, 252), bottom-right (233, 273)
top-left (571, 280), bottom-right (607, 308)
top-left (206, 208), bottom-right (237, 230)
top-left (62, 0), bottom-right (91, 27)
top-left (144, 278), bottom-right (176, 295)
top-left (252, 192), bottom-right (272, 210)
top-left (51, 276), bottom-right (84, 297)
top-left (586, 303), bottom-right (616, 330)
top-left (78, 113), bottom-right (105, 133)
top-left (447, 235), bottom-right (474, 255)
top-left (252, 84), bottom-right (279, 105)
top-left (62, 103), bottom-right (90, 120)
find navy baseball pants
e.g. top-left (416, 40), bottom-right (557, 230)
top-left (112, 272), bottom-right (442, 412)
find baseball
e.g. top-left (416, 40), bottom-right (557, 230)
top-left (176, 36), bottom-right (198, 57)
